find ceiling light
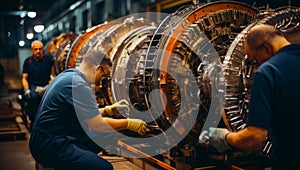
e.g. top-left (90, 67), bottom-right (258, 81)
top-left (19, 40), bottom-right (25, 47)
top-left (34, 25), bottom-right (45, 33)
top-left (19, 5), bottom-right (24, 10)
top-left (27, 11), bottom-right (37, 18)
top-left (20, 11), bottom-right (26, 18)
top-left (20, 19), bottom-right (25, 25)
top-left (26, 32), bottom-right (34, 39)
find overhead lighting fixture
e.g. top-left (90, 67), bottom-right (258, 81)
top-left (26, 32), bottom-right (34, 39)
top-left (19, 5), bottom-right (24, 10)
top-left (26, 28), bottom-right (34, 39)
top-left (34, 25), bottom-right (45, 33)
top-left (27, 11), bottom-right (37, 18)
top-left (19, 40), bottom-right (25, 47)
top-left (69, 1), bottom-right (82, 10)
top-left (20, 11), bottom-right (27, 18)
top-left (20, 19), bottom-right (25, 25)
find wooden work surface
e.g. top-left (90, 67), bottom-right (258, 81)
top-left (0, 95), bottom-right (27, 141)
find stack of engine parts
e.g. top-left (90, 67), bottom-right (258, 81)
top-left (45, 1), bottom-right (300, 169)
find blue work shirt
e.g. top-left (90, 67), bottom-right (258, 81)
top-left (22, 54), bottom-right (54, 87)
top-left (29, 68), bottom-right (113, 169)
top-left (246, 44), bottom-right (300, 165)
top-left (34, 68), bottom-right (100, 141)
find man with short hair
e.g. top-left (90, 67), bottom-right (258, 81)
top-left (29, 49), bottom-right (147, 170)
top-left (22, 40), bottom-right (54, 127)
top-left (208, 24), bottom-right (300, 169)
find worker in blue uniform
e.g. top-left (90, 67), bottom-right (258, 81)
top-left (22, 40), bottom-right (54, 128)
top-left (208, 24), bottom-right (300, 169)
top-left (29, 49), bottom-right (147, 170)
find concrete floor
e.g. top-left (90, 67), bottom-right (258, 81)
top-left (0, 89), bottom-right (142, 170)
top-left (0, 132), bottom-right (36, 170)
top-left (0, 131), bottom-right (143, 170)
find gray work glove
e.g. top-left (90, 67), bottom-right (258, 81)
top-left (127, 119), bottom-right (147, 135)
top-left (35, 85), bottom-right (48, 96)
top-left (24, 89), bottom-right (31, 98)
top-left (105, 99), bottom-right (129, 117)
top-left (208, 127), bottom-right (232, 153)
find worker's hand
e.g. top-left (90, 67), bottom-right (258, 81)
top-left (24, 89), bottom-right (31, 98)
top-left (105, 99), bottom-right (129, 117)
top-left (127, 119), bottom-right (147, 135)
top-left (208, 127), bottom-right (232, 153)
top-left (35, 85), bottom-right (48, 96)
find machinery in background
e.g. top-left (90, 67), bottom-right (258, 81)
top-left (46, 1), bottom-right (300, 169)
top-left (44, 33), bottom-right (78, 75)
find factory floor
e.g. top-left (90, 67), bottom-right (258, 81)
top-left (0, 132), bottom-right (143, 170)
top-left (0, 86), bottom-right (142, 170)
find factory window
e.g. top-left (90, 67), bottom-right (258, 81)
top-left (82, 10), bottom-right (88, 31)
top-left (94, 1), bottom-right (105, 25)
top-left (70, 16), bottom-right (76, 32)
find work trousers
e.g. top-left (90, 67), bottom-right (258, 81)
top-left (24, 86), bottom-right (42, 123)
top-left (29, 125), bottom-right (113, 170)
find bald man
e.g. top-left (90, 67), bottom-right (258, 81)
top-left (22, 40), bottom-right (54, 129)
top-left (207, 24), bottom-right (300, 169)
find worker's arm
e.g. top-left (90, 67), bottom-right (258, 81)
top-left (35, 65), bottom-right (55, 96)
top-left (86, 109), bottom-right (147, 135)
top-left (86, 107), bottom-right (128, 131)
top-left (226, 125), bottom-right (268, 151)
top-left (21, 73), bottom-right (29, 90)
top-left (86, 113), bottom-right (128, 132)
top-left (99, 108), bottom-right (108, 117)
top-left (208, 125), bottom-right (268, 153)
top-left (50, 64), bottom-right (55, 83)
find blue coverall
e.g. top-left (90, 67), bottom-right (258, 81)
top-left (29, 68), bottom-right (113, 170)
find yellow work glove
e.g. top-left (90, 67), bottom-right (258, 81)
top-left (127, 119), bottom-right (147, 135)
top-left (104, 99), bottom-right (129, 117)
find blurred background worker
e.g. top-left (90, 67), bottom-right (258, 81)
top-left (21, 40), bottom-right (54, 129)
top-left (207, 24), bottom-right (300, 169)
top-left (29, 49), bottom-right (147, 170)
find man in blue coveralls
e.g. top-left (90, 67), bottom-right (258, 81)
top-left (207, 24), bottom-right (300, 169)
top-left (29, 48), bottom-right (147, 170)
top-left (22, 40), bottom-right (54, 128)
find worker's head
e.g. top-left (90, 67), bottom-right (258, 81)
top-left (244, 24), bottom-right (289, 66)
top-left (81, 48), bottom-right (112, 84)
top-left (31, 40), bottom-right (44, 60)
